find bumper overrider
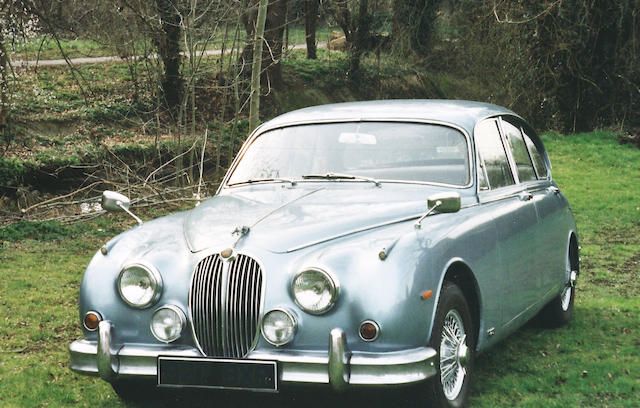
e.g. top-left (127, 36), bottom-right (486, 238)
top-left (69, 321), bottom-right (437, 391)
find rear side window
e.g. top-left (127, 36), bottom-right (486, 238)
top-left (501, 120), bottom-right (537, 182)
top-left (522, 129), bottom-right (548, 179)
top-left (475, 119), bottom-right (515, 189)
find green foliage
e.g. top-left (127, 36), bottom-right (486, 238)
top-left (392, 0), bottom-right (441, 55)
top-left (283, 49), bottom-right (349, 85)
top-left (84, 102), bottom-right (138, 123)
top-left (0, 158), bottom-right (25, 187)
top-left (438, 0), bottom-right (640, 131)
top-left (0, 221), bottom-right (73, 242)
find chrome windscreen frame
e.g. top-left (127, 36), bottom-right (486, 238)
top-left (218, 118), bottom-right (475, 193)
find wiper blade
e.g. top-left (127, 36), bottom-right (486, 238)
top-left (301, 173), bottom-right (381, 187)
top-left (228, 178), bottom-right (297, 186)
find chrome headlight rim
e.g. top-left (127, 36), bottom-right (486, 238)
top-left (150, 304), bottom-right (187, 343)
top-left (117, 262), bottom-right (163, 309)
top-left (291, 267), bottom-right (340, 315)
top-left (261, 308), bottom-right (298, 347)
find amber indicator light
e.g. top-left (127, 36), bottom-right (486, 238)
top-left (359, 321), bottom-right (379, 341)
top-left (83, 312), bottom-right (101, 331)
top-left (421, 290), bottom-right (433, 300)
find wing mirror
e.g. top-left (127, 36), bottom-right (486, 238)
top-left (427, 192), bottom-right (461, 214)
top-left (101, 190), bottom-right (142, 225)
top-left (415, 192), bottom-right (461, 229)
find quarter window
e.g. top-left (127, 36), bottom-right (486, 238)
top-left (501, 120), bottom-right (537, 182)
top-left (475, 120), bottom-right (514, 189)
top-left (521, 129), bottom-right (548, 179)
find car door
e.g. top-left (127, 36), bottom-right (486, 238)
top-left (518, 123), bottom-right (568, 293)
top-left (475, 118), bottom-right (539, 329)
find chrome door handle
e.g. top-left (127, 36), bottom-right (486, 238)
top-left (518, 192), bottom-right (533, 201)
top-left (547, 186), bottom-right (560, 195)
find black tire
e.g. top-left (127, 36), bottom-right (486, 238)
top-left (110, 380), bottom-right (158, 402)
top-left (538, 243), bottom-right (578, 328)
top-left (426, 282), bottom-right (475, 408)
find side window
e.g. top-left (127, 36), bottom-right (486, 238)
top-left (501, 120), bottom-right (537, 182)
top-left (477, 151), bottom-right (489, 190)
top-left (521, 129), bottom-right (548, 179)
top-left (475, 119), bottom-right (514, 189)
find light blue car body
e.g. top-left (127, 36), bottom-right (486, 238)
top-left (69, 100), bottom-right (578, 390)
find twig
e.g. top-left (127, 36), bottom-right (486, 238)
top-left (20, 181), bottom-right (108, 214)
top-left (196, 129), bottom-right (208, 202)
top-left (492, 1), bottom-right (560, 24)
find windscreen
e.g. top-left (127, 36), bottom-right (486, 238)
top-left (227, 122), bottom-right (470, 186)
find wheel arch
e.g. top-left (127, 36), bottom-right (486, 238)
top-left (569, 232), bottom-right (579, 273)
top-left (438, 259), bottom-right (482, 351)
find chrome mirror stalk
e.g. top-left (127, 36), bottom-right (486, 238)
top-left (415, 192), bottom-right (461, 229)
top-left (101, 190), bottom-right (143, 225)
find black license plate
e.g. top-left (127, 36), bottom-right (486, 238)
top-left (158, 357), bottom-right (278, 391)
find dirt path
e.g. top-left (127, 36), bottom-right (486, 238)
top-left (11, 43), bottom-right (323, 67)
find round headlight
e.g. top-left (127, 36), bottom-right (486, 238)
top-left (261, 309), bottom-right (296, 346)
top-left (291, 268), bottom-right (339, 315)
top-left (151, 305), bottom-right (186, 343)
top-left (117, 263), bottom-right (162, 308)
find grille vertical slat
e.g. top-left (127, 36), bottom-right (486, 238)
top-left (239, 260), bottom-right (248, 352)
top-left (200, 256), bottom-right (213, 354)
top-left (234, 256), bottom-right (246, 355)
top-left (190, 253), bottom-right (263, 358)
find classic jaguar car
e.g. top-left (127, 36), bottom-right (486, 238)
top-left (69, 100), bottom-right (579, 407)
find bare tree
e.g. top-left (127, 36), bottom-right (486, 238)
top-left (392, 0), bottom-right (441, 56)
top-left (249, 0), bottom-right (268, 132)
top-left (304, 0), bottom-right (319, 59)
top-left (241, 0), bottom-right (289, 89)
top-left (0, 0), bottom-right (37, 157)
top-left (326, 0), bottom-right (372, 78)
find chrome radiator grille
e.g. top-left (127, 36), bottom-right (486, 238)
top-left (189, 253), bottom-right (263, 358)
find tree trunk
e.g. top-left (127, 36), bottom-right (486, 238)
top-left (249, 0), bottom-right (269, 133)
top-left (348, 0), bottom-right (369, 78)
top-left (0, 27), bottom-right (8, 138)
top-left (304, 0), bottom-right (319, 59)
top-left (242, 0), bottom-right (288, 89)
top-left (155, 0), bottom-right (182, 116)
top-left (392, 0), bottom-right (441, 56)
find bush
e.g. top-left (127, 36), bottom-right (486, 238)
top-left (439, 0), bottom-right (639, 131)
top-left (0, 158), bottom-right (25, 187)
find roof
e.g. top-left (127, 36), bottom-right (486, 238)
top-left (258, 99), bottom-right (519, 136)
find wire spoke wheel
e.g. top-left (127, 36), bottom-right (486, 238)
top-left (439, 309), bottom-right (468, 401)
top-left (538, 239), bottom-right (578, 328)
top-left (561, 250), bottom-right (578, 312)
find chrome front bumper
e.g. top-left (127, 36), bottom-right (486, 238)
top-left (69, 321), bottom-right (437, 390)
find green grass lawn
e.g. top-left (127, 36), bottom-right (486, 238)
top-left (0, 131), bottom-right (638, 407)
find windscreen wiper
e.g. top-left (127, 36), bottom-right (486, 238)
top-left (228, 178), bottom-right (297, 186)
top-left (301, 173), bottom-right (381, 187)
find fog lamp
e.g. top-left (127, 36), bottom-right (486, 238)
top-left (83, 311), bottom-right (102, 331)
top-left (359, 320), bottom-right (380, 341)
top-left (150, 305), bottom-right (186, 343)
top-left (261, 309), bottom-right (297, 346)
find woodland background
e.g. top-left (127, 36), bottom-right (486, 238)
top-left (0, 2), bottom-right (639, 407)
top-left (0, 0), bottom-right (638, 220)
